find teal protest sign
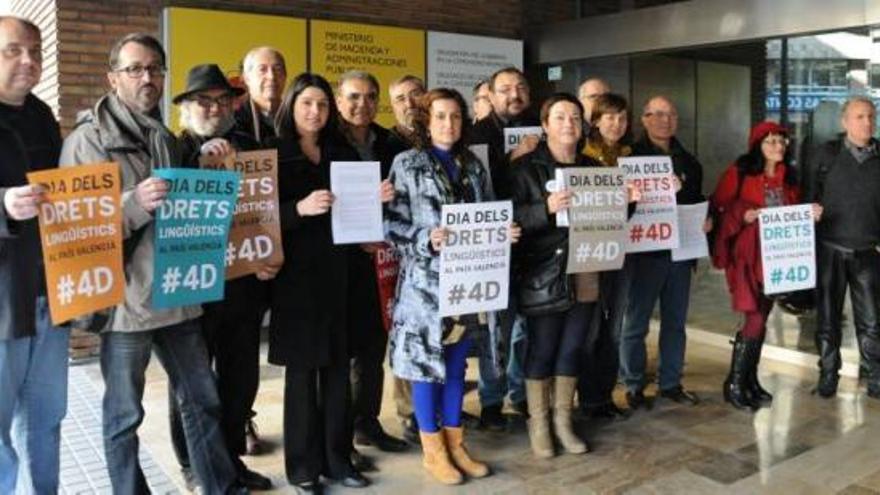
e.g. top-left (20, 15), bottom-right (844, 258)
top-left (151, 168), bottom-right (240, 309)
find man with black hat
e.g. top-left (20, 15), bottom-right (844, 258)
top-left (166, 63), bottom-right (274, 491)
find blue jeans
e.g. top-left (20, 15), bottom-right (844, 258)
top-left (0, 296), bottom-right (69, 495)
top-left (478, 312), bottom-right (526, 407)
top-left (100, 319), bottom-right (237, 494)
top-left (620, 254), bottom-right (692, 392)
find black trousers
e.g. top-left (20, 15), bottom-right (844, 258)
top-left (579, 270), bottom-right (629, 407)
top-left (284, 363), bottom-right (354, 483)
top-left (525, 302), bottom-right (595, 379)
top-left (351, 327), bottom-right (387, 432)
top-left (816, 244), bottom-right (880, 379)
top-left (169, 293), bottom-right (266, 468)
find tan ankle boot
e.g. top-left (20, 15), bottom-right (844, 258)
top-left (419, 431), bottom-right (463, 484)
top-left (443, 426), bottom-right (490, 478)
top-left (553, 376), bottom-right (588, 454)
top-left (525, 378), bottom-right (555, 459)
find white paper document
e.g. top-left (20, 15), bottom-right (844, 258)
top-left (671, 202), bottom-right (709, 261)
top-left (330, 161), bottom-right (384, 244)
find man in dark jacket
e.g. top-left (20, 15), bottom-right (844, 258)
top-left (335, 70), bottom-right (409, 454)
top-left (804, 96), bottom-right (880, 399)
top-left (167, 63), bottom-right (272, 491)
top-left (620, 95), bottom-right (710, 409)
top-left (0, 16), bottom-right (67, 494)
top-left (234, 46), bottom-right (286, 145)
top-left (59, 33), bottom-right (244, 494)
top-left (468, 66), bottom-right (535, 429)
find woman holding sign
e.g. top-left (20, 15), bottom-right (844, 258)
top-left (578, 93), bottom-right (638, 420)
top-left (508, 93), bottom-right (597, 459)
top-left (712, 121), bottom-right (821, 410)
top-left (267, 73), bottom-right (369, 491)
top-left (387, 88), bottom-right (520, 485)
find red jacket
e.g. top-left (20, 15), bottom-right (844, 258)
top-left (711, 163), bottom-right (800, 312)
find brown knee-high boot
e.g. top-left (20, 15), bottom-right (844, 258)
top-left (443, 426), bottom-right (490, 478)
top-left (525, 378), bottom-right (554, 459)
top-left (419, 431), bottom-right (463, 485)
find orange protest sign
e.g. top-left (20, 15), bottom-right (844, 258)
top-left (28, 163), bottom-right (125, 325)
top-left (200, 149), bottom-right (284, 279)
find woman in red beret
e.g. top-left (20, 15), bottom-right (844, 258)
top-left (711, 121), bottom-right (822, 410)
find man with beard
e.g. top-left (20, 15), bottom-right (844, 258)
top-left (166, 63), bottom-right (274, 491)
top-left (59, 34), bottom-right (245, 494)
top-left (385, 74), bottom-right (425, 443)
top-left (335, 70), bottom-right (410, 457)
top-left (235, 46), bottom-right (286, 145)
top-left (0, 16), bottom-right (66, 494)
top-left (468, 66), bottom-right (535, 430)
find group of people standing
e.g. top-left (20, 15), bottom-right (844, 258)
top-left (2, 14), bottom-right (880, 495)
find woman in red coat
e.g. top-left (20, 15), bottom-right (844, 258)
top-left (711, 121), bottom-right (821, 410)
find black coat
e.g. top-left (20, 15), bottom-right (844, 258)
top-left (509, 142), bottom-right (599, 315)
top-left (469, 110), bottom-right (540, 200)
top-left (266, 134), bottom-right (360, 369)
top-left (0, 95), bottom-right (62, 340)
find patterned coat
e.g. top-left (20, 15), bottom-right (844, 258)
top-left (386, 148), bottom-right (504, 383)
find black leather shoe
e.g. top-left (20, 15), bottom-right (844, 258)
top-left (238, 466), bottom-right (272, 490)
top-left (660, 386), bottom-right (700, 405)
top-left (350, 448), bottom-right (377, 472)
top-left (337, 471), bottom-right (370, 488)
top-left (626, 390), bottom-right (648, 410)
top-left (292, 479), bottom-right (323, 494)
top-left (480, 404), bottom-right (506, 431)
top-left (354, 425), bottom-right (409, 452)
top-left (511, 399), bottom-right (529, 417)
top-left (814, 372), bottom-right (839, 398)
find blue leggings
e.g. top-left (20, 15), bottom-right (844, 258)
top-left (411, 338), bottom-right (472, 433)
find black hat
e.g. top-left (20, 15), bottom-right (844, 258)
top-left (173, 64), bottom-right (244, 104)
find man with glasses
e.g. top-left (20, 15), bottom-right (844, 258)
top-left (472, 79), bottom-right (492, 123)
top-left (577, 77), bottom-right (610, 122)
top-left (59, 34), bottom-right (244, 494)
top-left (335, 70), bottom-right (410, 459)
top-left (165, 63), bottom-right (273, 491)
top-left (468, 66), bottom-right (535, 431)
top-left (0, 16), bottom-right (66, 494)
top-left (235, 46), bottom-right (286, 145)
top-left (620, 95), bottom-right (710, 410)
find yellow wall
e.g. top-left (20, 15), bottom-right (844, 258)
top-left (310, 20), bottom-right (426, 128)
top-left (164, 7), bottom-right (307, 132)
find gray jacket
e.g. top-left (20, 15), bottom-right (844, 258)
top-left (386, 148), bottom-right (504, 383)
top-left (59, 94), bottom-right (202, 332)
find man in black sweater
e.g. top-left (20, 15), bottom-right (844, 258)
top-left (804, 96), bottom-right (880, 399)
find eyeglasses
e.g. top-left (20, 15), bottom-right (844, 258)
top-left (190, 94), bottom-right (233, 109)
top-left (114, 64), bottom-right (166, 79)
top-left (644, 111), bottom-right (678, 120)
top-left (763, 137), bottom-right (790, 147)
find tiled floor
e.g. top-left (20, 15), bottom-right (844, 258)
top-left (62, 329), bottom-right (880, 494)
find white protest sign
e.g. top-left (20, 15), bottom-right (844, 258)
top-left (671, 202), bottom-right (709, 261)
top-left (439, 201), bottom-right (512, 317)
top-left (619, 156), bottom-right (679, 252)
top-left (503, 126), bottom-right (544, 154)
top-left (427, 32), bottom-right (522, 114)
top-left (758, 204), bottom-right (816, 295)
top-left (561, 167), bottom-right (628, 273)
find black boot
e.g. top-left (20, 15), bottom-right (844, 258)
top-left (746, 337), bottom-right (772, 405)
top-left (723, 333), bottom-right (758, 410)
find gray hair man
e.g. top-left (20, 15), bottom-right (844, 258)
top-left (235, 45), bottom-right (287, 144)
